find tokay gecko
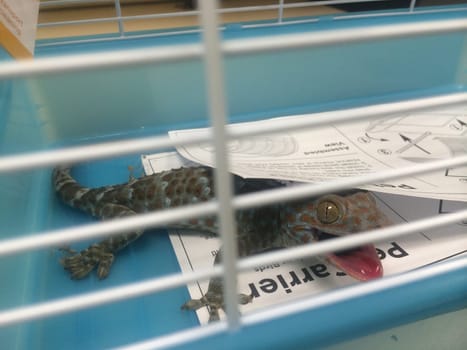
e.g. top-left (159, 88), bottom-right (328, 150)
top-left (53, 165), bottom-right (389, 321)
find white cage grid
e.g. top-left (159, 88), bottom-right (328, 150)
top-left (0, 1), bottom-right (467, 349)
top-left (35, 0), bottom-right (464, 46)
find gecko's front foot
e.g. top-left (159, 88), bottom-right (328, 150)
top-left (60, 244), bottom-right (115, 280)
top-left (181, 282), bottom-right (253, 322)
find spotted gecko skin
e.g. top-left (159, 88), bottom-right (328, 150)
top-left (53, 166), bottom-right (389, 320)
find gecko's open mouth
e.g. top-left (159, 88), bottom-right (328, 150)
top-left (318, 232), bottom-right (383, 281)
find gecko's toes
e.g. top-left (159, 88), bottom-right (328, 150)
top-left (181, 295), bottom-right (222, 322)
top-left (238, 293), bottom-right (254, 305)
top-left (96, 254), bottom-right (115, 279)
top-left (60, 246), bottom-right (115, 280)
top-left (181, 292), bottom-right (253, 322)
top-left (60, 255), bottom-right (96, 279)
top-left (181, 297), bottom-right (208, 311)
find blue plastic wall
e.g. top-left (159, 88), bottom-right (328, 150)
top-left (0, 7), bottom-right (466, 350)
top-left (30, 12), bottom-right (467, 144)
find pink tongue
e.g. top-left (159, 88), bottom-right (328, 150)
top-left (327, 244), bottom-right (383, 281)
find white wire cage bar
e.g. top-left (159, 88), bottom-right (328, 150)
top-left (35, 0), bottom-right (467, 47)
top-left (114, 256), bottom-right (467, 350)
top-left (5, 17), bottom-right (467, 79)
top-left (1, 1), bottom-right (467, 349)
top-left (1, 92), bottom-right (466, 173)
top-left (37, 0), bottom-right (392, 28)
top-left (198, 0), bottom-right (240, 328)
top-left (40, 0), bottom-right (115, 6)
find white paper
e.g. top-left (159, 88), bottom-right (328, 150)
top-left (142, 151), bottom-right (467, 324)
top-left (0, 0), bottom-right (39, 57)
top-left (169, 105), bottom-right (467, 202)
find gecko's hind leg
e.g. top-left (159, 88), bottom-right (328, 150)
top-left (181, 250), bottom-right (252, 321)
top-left (60, 203), bottom-right (143, 280)
top-left (181, 277), bottom-right (253, 322)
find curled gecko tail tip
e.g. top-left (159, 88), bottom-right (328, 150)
top-left (52, 165), bottom-right (74, 187)
top-left (53, 165), bottom-right (72, 175)
top-left (54, 164), bottom-right (72, 172)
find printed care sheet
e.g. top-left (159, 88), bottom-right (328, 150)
top-left (169, 104), bottom-right (467, 202)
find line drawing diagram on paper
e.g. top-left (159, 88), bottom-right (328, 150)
top-left (170, 104), bottom-right (467, 201)
top-left (199, 133), bottom-right (298, 158)
top-left (353, 110), bottom-right (467, 179)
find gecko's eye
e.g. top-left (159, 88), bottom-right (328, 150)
top-left (316, 200), bottom-right (341, 224)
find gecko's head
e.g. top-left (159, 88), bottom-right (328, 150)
top-left (288, 191), bottom-right (386, 281)
top-left (314, 192), bottom-right (384, 281)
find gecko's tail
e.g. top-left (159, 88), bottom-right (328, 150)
top-left (52, 166), bottom-right (76, 193)
top-left (52, 166), bottom-right (95, 213)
